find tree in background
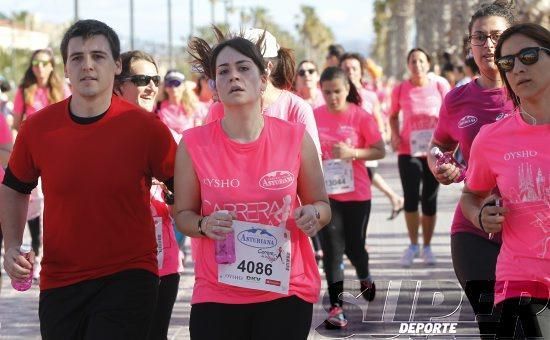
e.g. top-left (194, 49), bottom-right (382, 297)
top-left (295, 5), bottom-right (334, 67)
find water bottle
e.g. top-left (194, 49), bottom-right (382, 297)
top-left (215, 210), bottom-right (236, 264)
top-left (11, 245), bottom-right (33, 291)
top-left (431, 147), bottom-right (466, 183)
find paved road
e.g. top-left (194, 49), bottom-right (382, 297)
top-left (0, 153), bottom-right (481, 339)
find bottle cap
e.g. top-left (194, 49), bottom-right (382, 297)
top-left (19, 244), bottom-right (32, 254)
top-left (430, 147), bottom-right (442, 157)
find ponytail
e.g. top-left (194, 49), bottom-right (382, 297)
top-left (268, 47), bottom-right (295, 90)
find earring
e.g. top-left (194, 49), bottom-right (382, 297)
top-left (208, 79), bottom-right (216, 91)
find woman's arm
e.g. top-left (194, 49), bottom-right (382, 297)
top-left (460, 184), bottom-right (507, 234)
top-left (173, 140), bottom-right (232, 240)
top-left (295, 132), bottom-right (331, 236)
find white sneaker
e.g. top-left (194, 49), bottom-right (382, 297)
top-left (400, 245), bottom-right (419, 268)
top-left (422, 246), bottom-right (437, 265)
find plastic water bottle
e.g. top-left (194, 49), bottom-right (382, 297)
top-left (431, 147), bottom-right (466, 183)
top-left (11, 245), bottom-right (33, 291)
top-left (215, 210), bottom-right (236, 264)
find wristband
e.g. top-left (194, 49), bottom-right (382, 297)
top-left (197, 217), bottom-right (206, 236)
top-left (478, 202), bottom-right (493, 233)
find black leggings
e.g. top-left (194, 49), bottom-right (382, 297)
top-left (320, 199), bottom-right (371, 306)
top-left (147, 273), bottom-right (180, 340)
top-left (397, 155), bottom-right (439, 215)
top-left (495, 297), bottom-right (549, 339)
top-left (451, 232), bottom-right (501, 338)
top-left (28, 216), bottom-right (41, 256)
top-left (189, 296), bottom-right (313, 340)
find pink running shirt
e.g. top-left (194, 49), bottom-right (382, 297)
top-left (13, 85), bottom-right (71, 118)
top-left (314, 104), bottom-right (382, 202)
top-left (390, 79), bottom-right (450, 156)
top-left (150, 191), bottom-right (180, 277)
top-left (466, 113), bottom-right (550, 304)
top-left (205, 90), bottom-right (321, 155)
top-left (156, 101), bottom-right (206, 134)
top-left (433, 79), bottom-right (515, 239)
top-left (0, 114), bottom-right (12, 180)
top-left (358, 87), bottom-right (378, 114)
top-left (183, 116), bottom-right (320, 305)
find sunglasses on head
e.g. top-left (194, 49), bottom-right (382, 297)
top-left (165, 79), bottom-right (182, 88)
top-left (496, 46), bottom-right (550, 72)
top-left (123, 75), bottom-right (161, 87)
top-left (298, 69), bottom-right (316, 77)
top-left (31, 60), bottom-right (51, 67)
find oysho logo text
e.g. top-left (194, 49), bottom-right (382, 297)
top-left (203, 178), bottom-right (240, 188)
top-left (259, 171), bottom-right (294, 190)
top-left (504, 150), bottom-right (537, 161)
top-left (458, 115), bottom-right (478, 128)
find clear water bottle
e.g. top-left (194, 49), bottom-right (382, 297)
top-left (215, 210), bottom-right (236, 264)
top-left (11, 245), bottom-right (33, 291)
top-left (431, 147), bottom-right (466, 183)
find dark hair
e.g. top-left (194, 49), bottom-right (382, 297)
top-left (188, 26), bottom-right (266, 82)
top-left (495, 23), bottom-right (550, 108)
top-left (339, 52), bottom-right (366, 76)
top-left (266, 48), bottom-right (295, 90)
top-left (0, 76), bottom-right (10, 93)
top-left (407, 48), bottom-right (432, 64)
top-left (327, 44), bottom-right (345, 58)
top-left (319, 67), bottom-right (362, 106)
top-left (60, 19), bottom-right (120, 65)
top-left (19, 48), bottom-right (64, 108)
top-left (468, 0), bottom-right (515, 34)
top-left (114, 50), bottom-right (158, 93)
top-left (464, 56), bottom-right (480, 75)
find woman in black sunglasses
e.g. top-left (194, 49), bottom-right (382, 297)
top-left (427, 2), bottom-right (516, 337)
top-left (460, 23), bottom-right (550, 340)
top-left (293, 60), bottom-right (324, 109)
top-left (114, 50), bottom-right (182, 340)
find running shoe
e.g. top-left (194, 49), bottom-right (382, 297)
top-left (400, 244), bottom-right (420, 268)
top-left (325, 305), bottom-right (348, 329)
top-left (422, 246), bottom-right (437, 265)
top-left (360, 279), bottom-right (376, 302)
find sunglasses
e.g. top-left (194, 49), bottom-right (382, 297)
top-left (298, 69), bottom-right (316, 77)
top-left (31, 60), bottom-right (51, 67)
top-left (469, 32), bottom-right (502, 47)
top-left (165, 79), bottom-right (182, 88)
top-left (496, 46), bottom-right (550, 72)
top-left (123, 75), bottom-right (161, 87)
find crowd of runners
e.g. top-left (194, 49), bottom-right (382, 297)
top-left (0, 0), bottom-right (549, 339)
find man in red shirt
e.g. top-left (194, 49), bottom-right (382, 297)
top-left (0, 19), bottom-right (176, 339)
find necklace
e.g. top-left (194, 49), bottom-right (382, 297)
top-left (520, 106), bottom-right (537, 125)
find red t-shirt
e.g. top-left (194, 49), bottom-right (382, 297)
top-left (8, 95), bottom-right (177, 290)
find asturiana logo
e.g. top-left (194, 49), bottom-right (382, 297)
top-left (259, 171), bottom-right (294, 190)
top-left (238, 228), bottom-right (277, 249)
top-left (458, 115), bottom-right (478, 128)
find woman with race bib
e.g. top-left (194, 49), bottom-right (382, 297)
top-left (389, 48), bottom-right (450, 267)
top-left (175, 28), bottom-right (330, 340)
top-left (314, 67), bottom-right (385, 329)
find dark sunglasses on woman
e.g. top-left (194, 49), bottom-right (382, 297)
top-left (298, 69), bottom-right (316, 77)
top-left (496, 46), bottom-right (550, 72)
top-left (123, 74), bottom-right (161, 87)
top-left (165, 79), bottom-right (182, 88)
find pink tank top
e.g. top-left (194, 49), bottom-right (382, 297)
top-left (183, 116), bottom-right (321, 304)
top-left (150, 188), bottom-right (180, 277)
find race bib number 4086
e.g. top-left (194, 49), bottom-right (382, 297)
top-left (218, 220), bottom-right (291, 294)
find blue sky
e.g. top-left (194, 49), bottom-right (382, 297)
top-left (3, 0), bottom-right (375, 55)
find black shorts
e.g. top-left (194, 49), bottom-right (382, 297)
top-left (39, 269), bottom-right (159, 340)
top-left (190, 295), bottom-right (313, 340)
